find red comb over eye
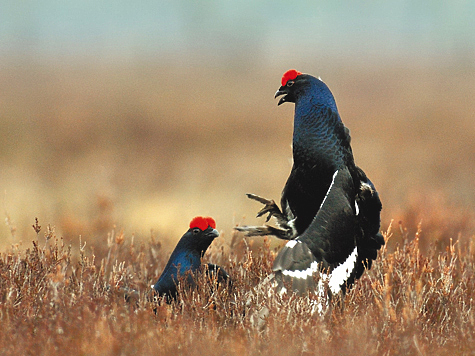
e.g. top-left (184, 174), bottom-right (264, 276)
top-left (189, 216), bottom-right (216, 231)
top-left (206, 217), bottom-right (216, 229)
top-left (281, 69), bottom-right (302, 86)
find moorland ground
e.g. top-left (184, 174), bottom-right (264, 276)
top-left (1, 60), bottom-right (474, 355)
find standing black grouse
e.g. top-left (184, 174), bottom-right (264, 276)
top-left (153, 216), bottom-right (228, 299)
top-left (237, 69), bottom-right (384, 298)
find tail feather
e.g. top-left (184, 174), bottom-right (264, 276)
top-left (272, 239), bottom-right (320, 295)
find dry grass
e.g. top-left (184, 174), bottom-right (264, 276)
top-left (0, 218), bottom-right (474, 355)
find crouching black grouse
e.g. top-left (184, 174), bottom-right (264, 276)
top-left (237, 69), bottom-right (384, 299)
top-left (153, 216), bottom-right (229, 299)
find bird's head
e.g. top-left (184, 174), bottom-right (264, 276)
top-left (275, 69), bottom-right (337, 111)
top-left (275, 69), bottom-right (306, 105)
top-left (188, 216), bottom-right (219, 241)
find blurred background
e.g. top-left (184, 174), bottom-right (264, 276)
top-left (1, 1), bottom-right (475, 252)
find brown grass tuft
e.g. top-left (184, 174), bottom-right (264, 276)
top-left (0, 218), bottom-right (474, 355)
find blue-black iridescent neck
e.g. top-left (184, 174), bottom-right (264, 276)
top-left (291, 78), bottom-right (343, 168)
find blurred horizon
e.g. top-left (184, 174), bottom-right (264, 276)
top-left (2, 1), bottom-right (475, 64)
top-left (1, 2), bottom-right (475, 251)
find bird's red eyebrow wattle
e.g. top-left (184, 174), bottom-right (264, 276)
top-left (281, 69), bottom-right (302, 86)
top-left (189, 216), bottom-right (216, 230)
top-left (206, 217), bottom-right (216, 229)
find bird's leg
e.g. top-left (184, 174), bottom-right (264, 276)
top-left (235, 225), bottom-right (292, 240)
top-left (235, 193), bottom-right (294, 240)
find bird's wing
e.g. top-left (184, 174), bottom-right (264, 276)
top-left (272, 167), bottom-right (360, 295)
top-left (353, 166), bottom-right (384, 272)
top-left (205, 263), bottom-right (231, 285)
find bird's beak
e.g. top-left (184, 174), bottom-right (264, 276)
top-left (274, 87), bottom-right (288, 106)
top-left (206, 228), bottom-right (219, 239)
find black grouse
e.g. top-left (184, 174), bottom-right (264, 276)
top-left (153, 216), bottom-right (228, 299)
top-left (237, 69), bottom-right (384, 299)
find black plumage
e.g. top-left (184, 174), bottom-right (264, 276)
top-left (153, 216), bottom-right (228, 299)
top-left (237, 69), bottom-right (384, 298)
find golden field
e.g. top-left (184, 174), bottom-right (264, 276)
top-left (0, 59), bottom-right (474, 354)
top-left (1, 60), bottom-right (474, 247)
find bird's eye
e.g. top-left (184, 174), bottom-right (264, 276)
top-left (287, 80), bottom-right (294, 87)
top-left (192, 228), bottom-right (201, 235)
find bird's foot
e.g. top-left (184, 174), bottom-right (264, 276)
top-left (246, 193), bottom-right (289, 227)
top-left (235, 193), bottom-right (294, 239)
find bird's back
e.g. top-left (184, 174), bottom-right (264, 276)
top-left (154, 249), bottom-right (201, 296)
